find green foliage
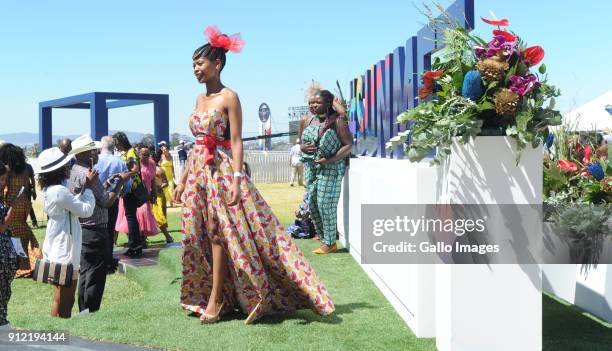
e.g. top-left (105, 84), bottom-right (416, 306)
top-left (387, 96), bottom-right (482, 164)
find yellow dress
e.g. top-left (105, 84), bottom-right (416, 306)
top-left (159, 158), bottom-right (175, 206)
top-left (151, 173), bottom-right (167, 228)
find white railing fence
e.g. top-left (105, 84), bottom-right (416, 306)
top-left (170, 150), bottom-right (291, 184)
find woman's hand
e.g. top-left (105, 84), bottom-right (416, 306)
top-left (333, 97), bottom-right (347, 116)
top-left (227, 178), bottom-right (241, 206)
top-left (173, 183), bottom-right (185, 205)
top-left (314, 157), bottom-right (333, 165)
top-left (301, 141), bottom-right (317, 154)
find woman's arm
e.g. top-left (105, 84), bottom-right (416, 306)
top-left (332, 117), bottom-right (354, 160)
top-left (157, 167), bottom-right (168, 189)
top-left (0, 206), bottom-right (13, 232)
top-left (227, 90), bottom-right (243, 206)
top-left (59, 187), bottom-right (96, 218)
top-left (297, 116), bottom-right (306, 144)
top-left (315, 117), bottom-right (353, 165)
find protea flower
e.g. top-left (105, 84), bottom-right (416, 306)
top-left (461, 70), bottom-right (484, 101)
top-left (476, 58), bottom-right (509, 81)
top-left (545, 133), bottom-right (554, 148)
top-left (587, 162), bottom-right (605, 181)
top-left (494, 88), bottom-right (520, 115)
top-left (601, 176), bottom-right (612, 194)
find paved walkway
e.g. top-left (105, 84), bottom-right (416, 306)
top-left (113, 242), bottom-right (181, 272)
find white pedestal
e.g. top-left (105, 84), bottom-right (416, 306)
top-left (542, 264), bottom-right (577, 304)
top-left (343, 157), bottom-right (439, 337)
top-left (436, 137), bottom-right (543, 351)
top-left (575, 262), bottom-right (612, 323)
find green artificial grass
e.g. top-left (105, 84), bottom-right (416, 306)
top-left (8, 183), bottom-right (612, 350)
top-left (542, 293), bottom-right (612, 351)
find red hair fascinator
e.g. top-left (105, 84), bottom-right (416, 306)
top-left (204, 25), bottom-right (245, 53)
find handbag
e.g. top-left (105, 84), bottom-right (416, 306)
top-left (32, 211), bottom-right (75, 287)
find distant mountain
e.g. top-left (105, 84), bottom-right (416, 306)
top-left (0, 131), bottom-right (147, 147)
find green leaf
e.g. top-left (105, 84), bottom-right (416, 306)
top-left (548, 97), bottom-right (556, 110)
top-left (478, 100), bottom-right (495, 111)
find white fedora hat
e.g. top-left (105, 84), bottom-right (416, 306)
top-left (69, 134), bottom-right (98, 155)
top-left (37, 147), bottom-right (74, 174)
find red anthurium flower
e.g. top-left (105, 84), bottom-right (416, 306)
top-left (558, 160), bottom-right (578, 172)
top-left (419, 87), bottom-right (430, 100)
top-left (493, 30), bottom-right (516, 42)
top-left (481, 17), bottom-right (510, 26)
top-left (422, 70), bottom-right (444, 85)
top-left (523, 46), bottom-right (545, 66)
top-left (582, 145), bottom-right (592, 164)
top-left (419, 70), bottom-right (444, 99)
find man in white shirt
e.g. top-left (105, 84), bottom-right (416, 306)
top-left (289, 142), bottom-right (304, 187)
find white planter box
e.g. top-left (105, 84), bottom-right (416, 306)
top-left (436, 137), bottom-right (543, 351)
top-left (341, 156), bottom-right (439, 337)
top-left (575, 263), bottom-right (612, 323)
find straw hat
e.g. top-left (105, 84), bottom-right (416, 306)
top-left (37, 147), bottom-right (74, 174)
top-left (69, 134), bottom-right (98, 155)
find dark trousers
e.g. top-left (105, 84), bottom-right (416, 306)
top-left (29, 208), bottom-right (38, 226)
top-left (106, 201), bottom-right (119, 266)
top-left (78, 227), bottom-right (109, 313)
top-left (123, 193), bottom-right (142, 250)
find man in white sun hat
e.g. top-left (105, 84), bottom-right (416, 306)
top-left (67, 135), bottom-right (131, 314)
top-left (38, 147), bottom-right (96, 318)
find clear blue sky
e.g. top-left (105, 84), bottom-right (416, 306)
top-left (1, 0), bottom-right (610, 138)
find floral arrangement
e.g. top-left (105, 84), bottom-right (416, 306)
top-left (386, 12), bottom-right (562, 164)
top-left (543, 127), bottom-right (612, 268)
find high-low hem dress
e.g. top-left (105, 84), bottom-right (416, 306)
top-left (180, 110), bottom-right (335, 323)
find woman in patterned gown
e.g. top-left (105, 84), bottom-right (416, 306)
top-left (173, 26), bottom-right (334, 324)
top-left (0, 143), bottom-right (41, 278)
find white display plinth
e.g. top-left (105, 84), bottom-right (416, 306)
top-left (342, 156), bottom-right (439, 337)
top-left (436, 137), bottom-right (543, 351)
top-left (541, 227), bottom-right (612, 322)
top-left (575, 264), bottom-right (612, 322)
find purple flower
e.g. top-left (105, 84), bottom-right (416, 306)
top-left (509, 74), bottom-right (539, 96)
top-left (475, 35), bottom-right (517, 60)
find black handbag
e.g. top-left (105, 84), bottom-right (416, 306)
top-left (32, 211), bottom-right (75, 287)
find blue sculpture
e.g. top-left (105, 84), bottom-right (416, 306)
top-left (39, 92), bottom-right (169, 150)
top-left (349, 0), bottom-right (474, 158)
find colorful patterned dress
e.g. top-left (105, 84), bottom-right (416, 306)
top-left (3, 172), bottom-right (41, 278)
top-left (300, 117), bottom-right (346, 246)
top-left (180, 110), bottom-right (335, 322)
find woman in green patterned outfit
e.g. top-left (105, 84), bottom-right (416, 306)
top-left (299, 90), bottom-right (352, 254)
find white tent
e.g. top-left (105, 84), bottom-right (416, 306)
top-left (563, 90), bottom-right (612, 132)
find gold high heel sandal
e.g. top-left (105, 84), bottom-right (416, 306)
top-left (312, 243), bottom-right (337, 254)
top-left (200, 300), bottom-right (226, 324)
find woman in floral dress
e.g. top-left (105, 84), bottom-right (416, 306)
top-left (174, 26), bottom-right (334, 324)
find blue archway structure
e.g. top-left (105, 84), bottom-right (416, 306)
top-left (39, 92), bottom-right (169, 150)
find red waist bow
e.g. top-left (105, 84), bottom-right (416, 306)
top-left (196, 135), bottom-right (231, 165)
